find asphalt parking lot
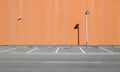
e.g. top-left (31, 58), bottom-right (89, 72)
top-left (0, 46), bottom-right (120, 72)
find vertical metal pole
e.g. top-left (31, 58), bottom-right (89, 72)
top-left (86, 15), bottom-right (88, 48)
top-left (85, 10), bottom-right (89, 48)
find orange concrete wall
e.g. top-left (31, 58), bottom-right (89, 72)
top-left (0, 0), bottom-right (120, 45)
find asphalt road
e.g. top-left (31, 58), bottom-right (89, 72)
top-left (0, 46), bottom-right (120, 72)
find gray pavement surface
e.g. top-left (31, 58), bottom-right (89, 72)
top-left (59, 47), bottom-right (82, 53)
top-left (0, 45), bottom-right (120, 72)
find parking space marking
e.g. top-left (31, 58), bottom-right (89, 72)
top-left (42, 61), bottom-right (102, 64)
top-left (55, 47), bottom-right (60, 53)
top-left (0, 61), bottom-right (102, 64)
top-left (99, 47), bottom-right (114, 54)
top-left (12, 52), bottom-right (120, 55)
top-left (26, 47), bottom-right (38, 53)
top-left (79, 47), bottom-right (86, 54)
top-left (0, 48), bottom-right (17, 53)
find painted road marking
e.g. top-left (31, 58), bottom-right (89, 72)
top-left (79, 47), bottom-right (86, 54)
top-left (11, 52), bottom-right (120, 55)
top-left (26, 47), bottom-right (38, 53)
top-left (99, 47), bottom-right (114, 54)
top-left (0, 61), bottom-right (102, 64)
top-left (42, 61), bottom-right (102, 64)
top-left (0, 48), bottom-right (17, 53)
top-left (55, 48), bottom-right (60, 53)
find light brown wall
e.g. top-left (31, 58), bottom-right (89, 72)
top-left (0, 0), bottom-right (120, 45)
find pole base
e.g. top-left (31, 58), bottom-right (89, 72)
top-left (86, 42), bottom-right (88, 48)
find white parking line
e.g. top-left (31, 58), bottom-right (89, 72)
top-left (79, 47), bottom-right (86, 54)
top-left (26, 47), bottom-right (38, 53)
top-left (0, 48), bottom-right (17, 53)
top-left (12, 52), bottom-right (120, 55)
top-left (0, 61), bottom-right (102, 64)
top-left (43, 61), bottom-right (102, 64)
top-left (99, 47), bottom-right (114, 54)
top-left (55, 48), bottom-right (60, 53)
